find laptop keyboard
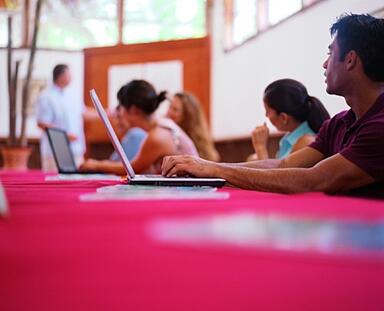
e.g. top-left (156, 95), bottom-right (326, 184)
top-left (141, 174), bottom-right (164, 178)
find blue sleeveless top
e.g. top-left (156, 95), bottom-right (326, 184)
top-left (276, 121), bottom-right (314, 159)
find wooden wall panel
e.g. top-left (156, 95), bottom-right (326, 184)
top-left (83, 38), bottom-right (211, 145)
top-left (215, 133), bottom-right (283, 163)
top-left (85, 134), bottom-right (284, 164)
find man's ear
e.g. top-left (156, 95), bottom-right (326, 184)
top-left (345, 50), bottom-right (358, 71)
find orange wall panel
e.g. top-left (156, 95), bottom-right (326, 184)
top-left (83, 37), bottom-right (211, 144)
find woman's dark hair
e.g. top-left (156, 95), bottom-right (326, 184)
top-left (117, 79), bottom-right (167, 115)
top-left (263, 79), bottom-right (330, 133)
top-left (331, 13), bottom-right (384, 82)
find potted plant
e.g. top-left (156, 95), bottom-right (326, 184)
top-left (1, 0), bottom-right (42, 170)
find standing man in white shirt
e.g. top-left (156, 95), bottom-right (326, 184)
top-left (36, 64), bottom-right (85, 171)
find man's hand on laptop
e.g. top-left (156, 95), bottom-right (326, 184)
top-left (161, 155), bottom-right (218, 178)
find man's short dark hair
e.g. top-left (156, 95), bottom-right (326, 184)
top-left (53, 64), bottom-right (69, 82)
top-left (331, 13), bottom-right (384, 82)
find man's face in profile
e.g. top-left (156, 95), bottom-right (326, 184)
top-left (59, 68), bottom-right (71, 88)
top-left (323, 36), bottom-right (348, 96)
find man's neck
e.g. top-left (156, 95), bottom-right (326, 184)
top-left (54, 82), bottom-right (66, 90)
top-left (344, 82), bottom-right (384, 119)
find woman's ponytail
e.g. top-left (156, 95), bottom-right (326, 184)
top-left (306, 95), bottom-right (330, 133)
top-left (264, 79), bottom-right (330, 133)
top-left (157, 91), bottom-right (167, 104)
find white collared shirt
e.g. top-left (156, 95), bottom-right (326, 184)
top-left (36, 84), bottom-right (85, 157)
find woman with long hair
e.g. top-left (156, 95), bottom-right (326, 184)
top-left (81, 80), bottom-right (198, 175)
top-left (167, 92), bottom-right (220, 161)
top-left (249, 79), bottom-right (330, 160)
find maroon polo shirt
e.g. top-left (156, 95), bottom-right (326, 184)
top-left (310, 92), bottom-right (384, 197)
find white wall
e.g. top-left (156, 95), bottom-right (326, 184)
top-left (210, 0), bottom-right (384, 139)
top-left (2, 0), bottom-right (382, 141)
top-left (0, 49), bottom-right (83, 138)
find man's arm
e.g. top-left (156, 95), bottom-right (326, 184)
top-left (37, 121), bottom-right (52, 131)
top-left (37, 121), bottom-right (77, 141)
top-left (214, 154), bottom-right (373, 193)
top-left (231, 147), bottom-right (324, 169)
top-left (36, 94), bottom-right (53, 130)
top-left (162, 149), bottom-right (374, 193)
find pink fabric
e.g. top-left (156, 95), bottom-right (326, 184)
top-left (1, 171), bottom-right (384, 311)
top-left (148, 118), bottom-right (198, 173)
top-left (157, 118), bottom-right (199, 156)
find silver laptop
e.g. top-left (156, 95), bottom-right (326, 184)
top-left (89, 89), bottom-right (226, 187)
top-left (46, 127), bottom-right (103, 174)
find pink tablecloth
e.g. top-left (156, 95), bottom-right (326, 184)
top-left (1, 171), bottom-right (384, 311)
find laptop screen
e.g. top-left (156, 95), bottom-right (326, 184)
top-left (90, 89), bottom-right (136, 179)
top-left (88, 89), bottom-right (226, 187)
top-left (46, 128), bottom-right (77, 172)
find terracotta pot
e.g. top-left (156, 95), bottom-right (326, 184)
top-left (1, 146), bottom-right (32, 171)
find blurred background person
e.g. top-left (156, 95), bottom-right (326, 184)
top-left (36, 64), bottom-right (85, 171)
top-left (167, 92), bottom-right (220, 162)
top-left (248, 79), bottom-right (330, 161)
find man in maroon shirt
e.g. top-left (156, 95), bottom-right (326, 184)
top-left (161, 13), bottom-right (384, 196)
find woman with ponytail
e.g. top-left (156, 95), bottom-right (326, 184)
top-left (249, 79), bottom-right (330, 160)
top-left (81, 80), bottom-right (198, 175)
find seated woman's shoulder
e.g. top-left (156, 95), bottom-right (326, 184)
top-left (156, 117), bottom-right (179, 129)
top-left (152, 118), bottom-right (184, 139)
top-left (292, 134), bottom-right (316, 152)
top-left (299, 133), bottom-right (316, 142)
top-left (147, 125), bottom-right (169, 141)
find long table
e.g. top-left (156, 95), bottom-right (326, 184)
top-left (1, 171), bottom-right (383, 311)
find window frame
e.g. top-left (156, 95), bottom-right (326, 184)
top-left (121, 0), bottom-right (208, 45)
top-left (0, 0), bottom-right (209, 51)
top-left (224, 0), bottom-right (326, 52)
